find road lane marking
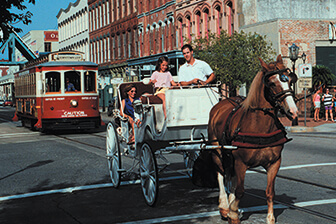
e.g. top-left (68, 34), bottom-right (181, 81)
top-left (119, 199), bottom-right (336, 224)
top-left (246, 162), bottom-right (336, 174)
top-left (0, 132), bottom-right (40, 139)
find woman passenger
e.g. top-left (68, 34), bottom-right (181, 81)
top-left (120, 84), bottom-right (141, 144)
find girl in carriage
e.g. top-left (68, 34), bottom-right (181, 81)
top-left (148, 56), bottom-right (179, 118)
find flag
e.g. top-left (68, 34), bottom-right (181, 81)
top-left (31, 40), bottom-right (36, 45)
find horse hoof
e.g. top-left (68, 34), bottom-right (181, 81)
top-left (228, 217), bottom-right (241, 224)
top-left (219, 208), bottom-right (230, 220)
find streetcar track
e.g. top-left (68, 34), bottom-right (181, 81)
top-left (54, 134), bottom-right (105, 150)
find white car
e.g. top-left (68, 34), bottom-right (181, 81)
top-left (0, 100), bottom-right (4, 106)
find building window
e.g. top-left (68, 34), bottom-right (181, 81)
top-left (215, 5), bottom-right (221, 36)
top-left (123, 32), bottom-right (127, 59)
top-left (203, 8), bottom-right (209, 40)
top-left (227, 1), bottom-right (234, 35)
top-left (128, 30), bottom-right (132, 58)
top-left (186, 14), bottom-right (191, 41)
top-left (195, 11), bottom-right (201, 38)
top-left (177, 17), bottom-right (183, 47)
top-left (44, 42), bottom-right (51, 52)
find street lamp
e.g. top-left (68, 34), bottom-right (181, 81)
top-left (288, 43), bottom-right (300, 126)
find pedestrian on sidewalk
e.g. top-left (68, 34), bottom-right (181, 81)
top-left (313, 89), bottom-right (321, 122)
top-left (322, 88), bottom-right (334, 122)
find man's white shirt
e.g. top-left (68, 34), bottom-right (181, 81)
top-left (178, 59), bottom-right (213, 82)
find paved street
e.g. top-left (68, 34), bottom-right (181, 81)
top-left (0, 106), bottom-right (335, 224)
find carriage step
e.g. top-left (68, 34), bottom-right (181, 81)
top-left (118, 169), bottom-right (126, 173)
top-left (162, 168), bottom-right (192, 174)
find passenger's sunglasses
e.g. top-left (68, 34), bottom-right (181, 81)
top-left (129, 90), bottom-right (137, 93)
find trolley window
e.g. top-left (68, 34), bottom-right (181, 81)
top-left (45, 72), bottom-right (61, 93)
top-left (65, 71), bottom-right (81, 92)
top-left (84, 71), bottom-right (96, 92)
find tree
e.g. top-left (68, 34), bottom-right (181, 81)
top-left (0, 0), bottom-right (35, 42)
top-left (312, 65), bottom-right (335, 90)
top-left (189, 31), bottom-right (275, 96)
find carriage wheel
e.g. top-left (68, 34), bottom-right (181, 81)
top-left (184, 151), bottom-right (199, 178)
top-left (106, 122), bottom-right (121, 188)
top-left (139, 143), bottom-right (159, 206)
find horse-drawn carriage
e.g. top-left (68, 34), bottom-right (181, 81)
top-left (106, 55), bottom-right (298, 224)
top-left (106, 81), bottom-right (236, 206)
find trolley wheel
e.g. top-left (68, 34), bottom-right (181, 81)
top-left (184, 151), bottom-right (199, 178)
top-left (106, 122), bottom-right (122, 188)
top-left (139, 143), bottom-right (159, 206)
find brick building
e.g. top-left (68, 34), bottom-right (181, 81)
top-left (127, 0), bottom-right (181, 79)
top-left (88, 0), bottom-right (139, 107)
top-left (238, 0), bottom-right (336, 116)
top-left (175, 0), bottom-right (237, 47)
top-left (239, 0), bottom-right (336, 87)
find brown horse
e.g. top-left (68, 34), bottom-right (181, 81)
top-left (208, 55), bottom-right (298, 224)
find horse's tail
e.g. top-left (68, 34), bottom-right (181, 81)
top-left (221, 149), bottom-right (236, 193)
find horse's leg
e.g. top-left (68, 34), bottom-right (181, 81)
top-left (265, 158), bottom-right (281, 224)
top-left (217, 172), bottom-right (230, 219)
top-left (228, 159), bottom-right (247, 224)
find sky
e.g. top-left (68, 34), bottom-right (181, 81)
top-left (1, 0), bottom-right (75, 59)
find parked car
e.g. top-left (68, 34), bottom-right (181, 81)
top-left (0, 100), bottom-right (4, 106)
top-left (4, 100), bottom-right (14, 107)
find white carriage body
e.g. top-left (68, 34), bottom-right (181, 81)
top-left (134, 87), bottom-right (220, 147)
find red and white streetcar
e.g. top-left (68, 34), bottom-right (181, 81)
top-left (13, 51), bottom-right (103, 131)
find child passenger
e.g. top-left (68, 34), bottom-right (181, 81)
top-left (149, 56), bottom-right (179, 118)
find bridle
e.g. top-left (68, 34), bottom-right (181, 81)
top-left (262, 66), bottom-right (298, 118)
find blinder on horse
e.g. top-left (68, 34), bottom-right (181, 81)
top-left (263, 68), bottom-right (298, 87)
top-left (262, 67), bottom-right (298, 120)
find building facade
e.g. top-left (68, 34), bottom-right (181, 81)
top-left (89, 0), bottom-right (139, 108)
top-left (57, 0), bottom-right (90, 61)
top-left (16, 30), bottom-right (59, 62)
top-left (238, 0), bottom-right (336, 82)
top-left (175, 0), bottom-right (237, 47)
top-left (127, 0), bottom-right (181, 79)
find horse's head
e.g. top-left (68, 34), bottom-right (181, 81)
top-left (259, 55), bottom-right (298, 120)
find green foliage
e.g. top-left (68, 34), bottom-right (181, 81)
top-left (188, 30), bottom-right (276, 92)
top-left (0, 0), bottom-right (35, 42)
top-left (312, 65), bottom-right (335, 89)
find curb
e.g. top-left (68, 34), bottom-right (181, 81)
top-left (285, 126), bottom-right (315, 133)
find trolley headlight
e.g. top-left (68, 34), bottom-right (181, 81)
top-left (133, 99), bottom-right (143, 114)
top-left (70, 99), bottom-right (78, 108)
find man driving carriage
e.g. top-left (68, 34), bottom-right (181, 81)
top-left (178, 44), bottom-right (216, 86)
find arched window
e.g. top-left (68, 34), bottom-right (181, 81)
top-left (186, 14), bottom-right (191, 41)
top-left (214, 5), bottom-right (221, 36)
top-left (195, 11), bottom-right (201, 38)
top-left (203, 8), bottom-right (209, 40)
top-left (226, 1), bottom-right (234, 35)
top-left (177, 17), bottom-right (183, 47)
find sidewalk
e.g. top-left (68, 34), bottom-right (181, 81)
top-left (279, 116), bottom-right (336, 133)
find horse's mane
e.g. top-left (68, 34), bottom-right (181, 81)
top-left (241, 70), bottom-right (265, 111)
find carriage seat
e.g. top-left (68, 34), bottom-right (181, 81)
top-left (140, 94), bottom-right (163, 104)
top-left (141, 94), bottom-right (164, 132)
